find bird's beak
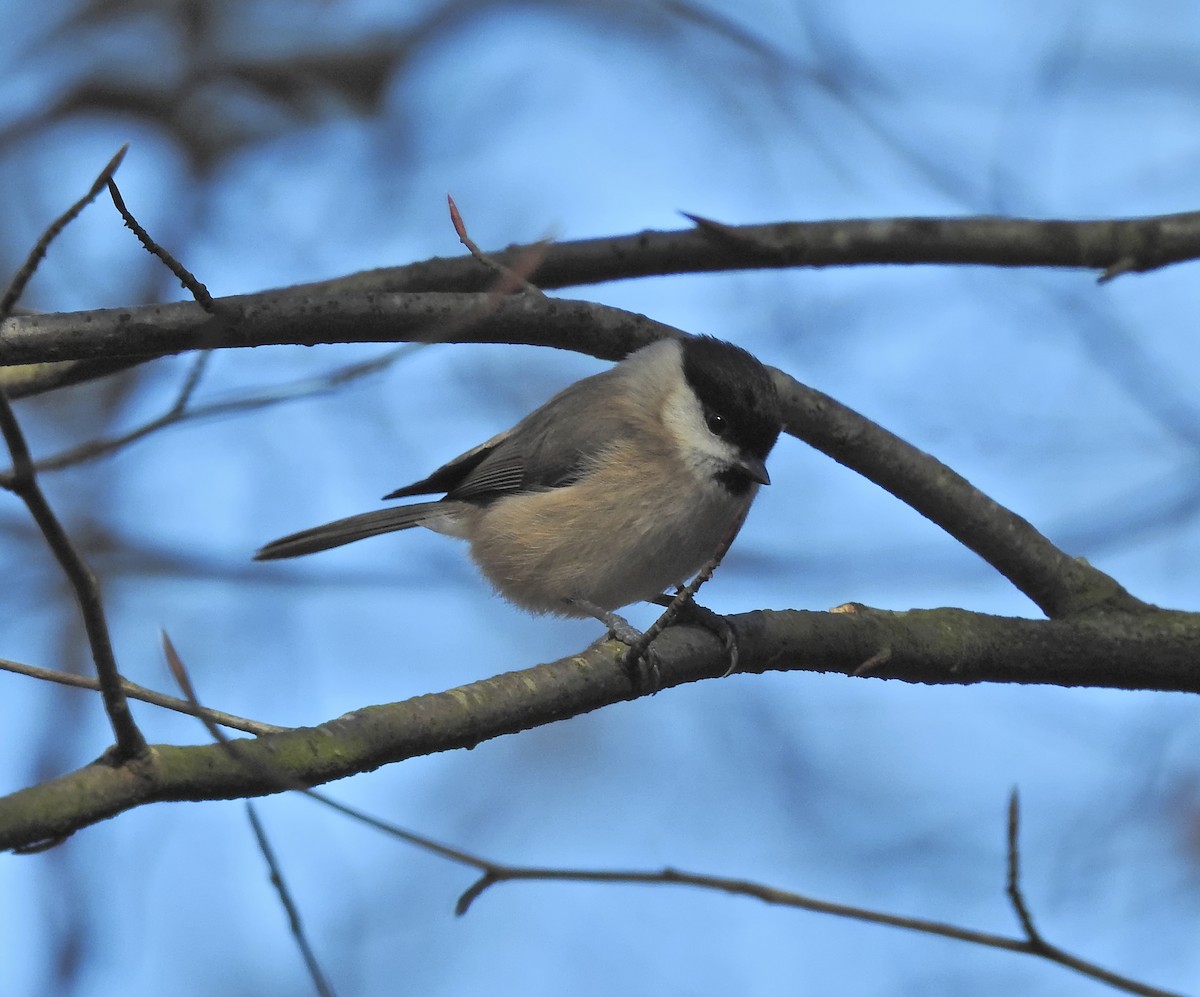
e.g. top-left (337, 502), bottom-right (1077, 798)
top-left (740, 455), bottom-right (770, 486)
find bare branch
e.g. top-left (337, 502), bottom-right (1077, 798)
top-left (246, 803), bottom-right (337, 997)
top-left (995, 790), bottom-right (1181, 997)
top-left (0, 397), bottom-right (147, 760)
top-left (0, 356), bottom-right (148, 400)
top-left (13, 345), bottom-right (418, 476)
top-left (3, 603), bottom-right (1200, 851)
top-left (447, 193), bottom-right (546, 296)
top-left (768, 371), bottom-right (1145, 620)
top-left (299, 790), bottom-right (1182, 997)
top-left (458, 868), bottom-right (1182, 997)
top-left (0, 146), bottom-right (127, 316)
top-left (14, 207), bottom-right (1200, 362)
top-left (0, 287), bottom-right (1149, 617)
top-left (107, 177), bottom-right (217, 312)
top-left (0, 289), bottom-right (1135, 626)
top-left (0, 655), bottom-right (284, 736)
top-left (286, 211), bottom-right (1200, 297)
top-left (5, 206), bottom-right (1200, 401)
top-left (1006, 789), bottom-right (1045, 945)
top-left (0, 149), bottom-right (146, 761)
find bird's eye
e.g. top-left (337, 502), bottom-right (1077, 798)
top-left (704, 409), bottom-right (727, 438)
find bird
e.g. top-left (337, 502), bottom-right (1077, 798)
top-left (255, 335), bottom-right (784, 641)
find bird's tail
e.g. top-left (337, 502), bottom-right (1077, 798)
top-left (254, 502), bottom-right (444, 560)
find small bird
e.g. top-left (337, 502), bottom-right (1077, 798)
top-left (255, 335), bottom-right (783, 639)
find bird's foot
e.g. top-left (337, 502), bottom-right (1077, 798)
top-left (567, 599), bottom-right (662, 692)
top-left (650, 593), bottom-right (740, 677)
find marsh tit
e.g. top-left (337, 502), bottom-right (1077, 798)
top-left (255, 336), bottom-right (783, 637)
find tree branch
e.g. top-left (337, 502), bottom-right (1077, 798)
top-left (245, 802), bottom-right (336, 997)
top-left (10, 207), bottom-right (1200, 365)
top-left (289, 211), bottom-right (1200, 295)
top-left (769, 375), bottom-right (1146, 619)
top-left (2, 603), bottom-right (1198, 851)
top-left (0, 289), bottom-right (1140, 619)
top-left (0, 655), bottom-right (284, 736)
top-left (0, 145), bottom-right (147, 761)
top-left (299, 790), bottom-right (1182, 997)
top-left (5, 207), bottom-right (1198, 396)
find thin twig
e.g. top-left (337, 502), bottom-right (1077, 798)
top-left (165, 638), bottom-right (336, 994)
top-left (1006, 789), bottom-right (1045, 945)
top-left (0, 146), bottom-right (127, 316)
top-left (161, 632), bottom-right (308, 791)
top-left (162, 632), bottom-right (239, 749)
top-left (0, 149), bottom-right (146, 760)
top-left (7, 344), bottom-right (421, 479)
top-left (302, 790), bottom-right (489, 868)
top-left (996, 791), bottom-right (1179, 996)
top-left (108, 177), bottom-right (217, 312)
top-left (172, 352), bottom-right (211, 414)
top-left (0, 655), bottom-right (284, 736)
top-left (246, 803), bottom-right (338, 997)
top-left (303, 791), bottom-right (1182, 997)
top-left (447, 193), bottom-right (546, 297)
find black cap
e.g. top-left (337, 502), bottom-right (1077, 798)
top-left (680, 335), bottom-right (783, 468)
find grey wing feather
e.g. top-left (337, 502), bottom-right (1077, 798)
top-left (387, 365), bottom-right (630, 504)
top-left (384, 430), bottom-right (512, 499)
top-left (445, 367), bottom-right (631, 499)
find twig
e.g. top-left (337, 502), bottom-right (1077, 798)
top-left (0, 149), bottom-right (146, 760)
top-left (172, 352), bottom-right (211, 413)
top-left (161, 632), bottom-right (308, 791)
top-left (105, 175), bottom-right (220, 431)
top-left (165, 637), bottom-right (336, 994)
top-left (8, 344), bottom-right (421, 478)
top-left (0, 655), bottom-right (284, 736)
top-left (108, 177), bottom-right (217, 312)
top-left (302, 790), bottom-right (489, 868)
top-left (447, 193), bottom-right (546, 297)
top-left (1006, 789), bottom-right (1045, 945)
top-left (995, 790), bottom-right (1170, 995)
top-left (162, 632), bottom-right (240, 749)
top-left (301, 791), bottom-right (1181, 997)
top-left (246, 803), bottom-right (337, 997)
top-left (0, 146), bottom-right (127, 316)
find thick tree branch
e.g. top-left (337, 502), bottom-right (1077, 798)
top-left (7, 208), bottom-right (1200, 397)
top-left (0, 290), bottom-right (1140, 619)
top-left (0, 290), bottom-right (663, 365)
top-left (769, 375), bottom-right (1146, 619)
top-left (290, 211), bottom-right (1200, 295)
top-left (2, 603), bottom-right (1198, 851)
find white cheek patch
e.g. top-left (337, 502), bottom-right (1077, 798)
top-left (660, 381), bottom-right (742, 479)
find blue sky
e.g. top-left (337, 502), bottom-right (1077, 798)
top-left (2, 3), bottom-right (1199, 995)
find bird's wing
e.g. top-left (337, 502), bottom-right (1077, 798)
top-left (383, 429), bottom-right (512, 500)
top-left (385, 367), bottom-right (632, 505)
